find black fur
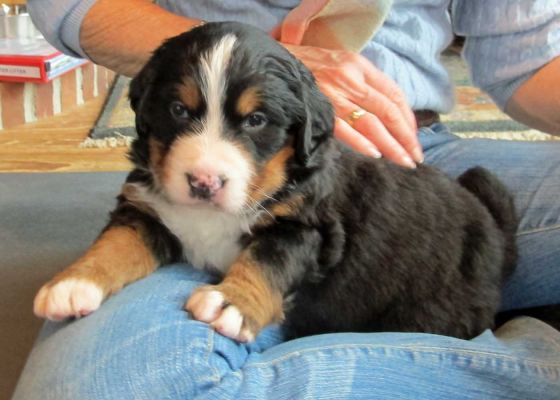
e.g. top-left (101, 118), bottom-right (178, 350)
top-left (281, 152), bottom-right (517, 338)
top-left (121, 22), bottom-right (518, 340)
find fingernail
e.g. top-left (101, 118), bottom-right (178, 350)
top-left (412, 148), bottom-right (424, 164)
top-left (402, 155), bottom-right (417, 169)
top-left (369, 148), bottom-right (382, 159)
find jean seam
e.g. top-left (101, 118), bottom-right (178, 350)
top-left (517, 223), bottom-right (560, 237)
top-left (243, 343), bottom-right (560, 370)
top-left (206, 329), bottom-right (223, 385)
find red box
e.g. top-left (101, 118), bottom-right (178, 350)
top-left (0, 38), bottom-right (88, 83)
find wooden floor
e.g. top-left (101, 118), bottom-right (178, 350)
top-left (0, 96), bottom-right (131, 173)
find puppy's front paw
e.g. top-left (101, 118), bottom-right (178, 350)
top-left (185, 286), bottom-right (258, 343)
top-left (34, 278), bottom-right (104, 321)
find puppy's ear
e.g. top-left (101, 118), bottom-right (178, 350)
top-left (129, 59), bottom-right (157, 137)
top-left (265, 54), bottom-right (333, 166)
top-left (293, 64), bottom-right (334, 166)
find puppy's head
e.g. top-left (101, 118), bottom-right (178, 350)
top-left (129, 22), bottom-right (333, 214)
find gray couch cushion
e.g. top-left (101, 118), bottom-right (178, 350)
top-left (0, 172), bottom-right (127, 399)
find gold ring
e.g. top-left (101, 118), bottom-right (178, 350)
top-left (347, 109), bottom-right (366, 126)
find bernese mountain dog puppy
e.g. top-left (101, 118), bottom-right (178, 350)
top-left (34, 22), bottom-right (518, 342)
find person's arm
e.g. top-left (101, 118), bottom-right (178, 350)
top-left (505, 56), bottom-right (560, 135)
top-left (453, 1), bottom-right (560, 134)
top-left (28, 0), bottom-right (203, 77)
top-left (80, 0), bottom-right (203, 76)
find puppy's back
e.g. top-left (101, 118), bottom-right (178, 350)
top-left (286, 149), bottom-right (517, 339)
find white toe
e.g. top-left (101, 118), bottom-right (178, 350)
top-left (186, 290), bottom-right (225, 323)
top-left (211, 305), bottom-right (243, 339)
top-left (238, 328), bottom-right (255, 343)
top-left (34, 278), bottom-right (103, 320)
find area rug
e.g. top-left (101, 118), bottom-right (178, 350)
top-left (83, 74), bottom-right (135, 148)
top-left (439, 51), bottom-right (558, 142)
top-left (84, 51), bottom-right (558, 147)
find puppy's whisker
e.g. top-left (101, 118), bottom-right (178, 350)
top-left (242, 197), bottom-right (260, 216)
top-left (255, 202), bottom-right (274, 219)
top-left (243, 195), bottom-right (274, 220)
top-left (248, 183), bottom-right (279, 203)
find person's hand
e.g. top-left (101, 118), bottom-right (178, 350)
top-left (284, 44), bottom-right (423, 168)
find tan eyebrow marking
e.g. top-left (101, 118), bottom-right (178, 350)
top-left (236, 86), bottom-right (261, 116)
top-left (178, 77), bottom-right (201, 110)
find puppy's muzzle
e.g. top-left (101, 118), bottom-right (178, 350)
top-left (186, 172), bottom-right (227, 201)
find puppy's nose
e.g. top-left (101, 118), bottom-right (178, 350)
top-left (186, 172), bottom-right (226, 200)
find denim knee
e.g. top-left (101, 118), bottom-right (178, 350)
top-left (13, 265), bottom-right (256, 399)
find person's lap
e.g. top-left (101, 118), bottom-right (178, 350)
top-left (13, 125), bottom-right (560, 399)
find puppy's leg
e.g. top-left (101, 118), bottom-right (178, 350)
top-left (186, 222), bottom-right (322, 342)
top-left (187, 252), bottom-right (283, 342)
top-left (34, 225), bottom-right (157, 320)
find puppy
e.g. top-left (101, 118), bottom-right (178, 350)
top-left (34, 22), bottom-right (518, 341)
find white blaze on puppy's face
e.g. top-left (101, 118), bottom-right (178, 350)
top-left (160, 34), bottom-right (254, 213)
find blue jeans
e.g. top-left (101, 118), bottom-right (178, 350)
top-left (13, 124), bottom-right (560, 399)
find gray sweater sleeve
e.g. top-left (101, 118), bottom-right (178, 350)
top-left (27, 0), bottom-right (98, 58)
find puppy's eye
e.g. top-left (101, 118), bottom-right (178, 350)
top-left (242, 112), bottom-right (268, 131)
top-left (170, 101), bottom-right (189, 120)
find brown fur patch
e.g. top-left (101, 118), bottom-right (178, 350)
top-left (269, 195), bottom-right (305, 217)
top-left (148, 136), bottom-right (169, 190)
top-left (218, 252), bottom-right (284, 332)
top-left (254, 195), bottom-right (305, 228)
top-left (178, 77), bottom-right (201, 110)
top-left (236, 86), bottom-right (261, 116)
top-left (49, 226), bottom-right (157, 297)
top-left (148, 137), bottom-right (166, 173)
top-left (248, 145), bottom-right (294, 205)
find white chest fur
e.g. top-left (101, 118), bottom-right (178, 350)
top-left (127, 184), bottom-right (254, 274)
